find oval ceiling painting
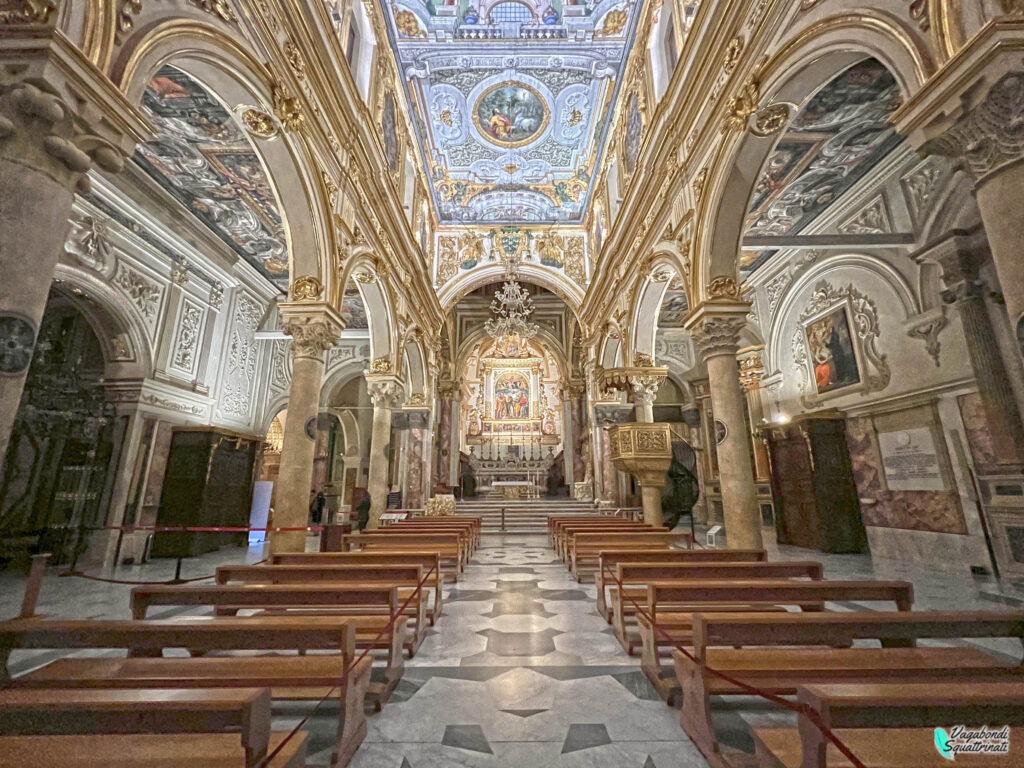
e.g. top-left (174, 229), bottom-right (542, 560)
top-left (473, 82), bottom-right (549, 148)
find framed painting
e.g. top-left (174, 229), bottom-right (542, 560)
top-left (381, 90), bottom-right (400, 173)
top-left (492, 371), bottom-right (530, 420)
top-left (802, 303), bottom-right (861, 396)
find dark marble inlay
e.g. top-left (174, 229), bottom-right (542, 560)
top-left (481, 594), bottom-right (556, 618)
top-left (561, 723), bottom-right (611, 753)
top-left (501, 708), bottom-right (548, 718)
top-left (610, 670), bottom-right (663, 701)
top-left (477, 628), bottom-right (562, 656)
top-left (643, 756), bottom-right (658, 768)
top-left (400, 758), bottom-right (413, 768)
top-left (497, 567), bottom-right (540, 574)
top-left (442, 724), bottom-right (493, 754)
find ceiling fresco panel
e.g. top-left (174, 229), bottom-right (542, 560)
top-left (135, 66), bottom-right (289, 288)
top-left (741, 59), bottom-right (903, 279)
top-left (376, 0), bottom-right (647, 225)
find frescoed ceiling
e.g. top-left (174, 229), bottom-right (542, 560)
top-left (135, 65), bottom-right (288, 288)
top-left (740, 59), bottom-right (903, 278)
top-left (658, 279), bottom-right (690, 328)
top-left (377, 0), bottom-right (646, 225)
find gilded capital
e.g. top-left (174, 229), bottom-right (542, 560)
top-left (737, 347), bottom-right (766, 392)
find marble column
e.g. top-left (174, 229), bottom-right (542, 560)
top-left (434, 382), bottom-right (454, 488)
top-left (687, 303), bottom-right (763, 549)
top-left (917, 70), bottom-right (1024, 335)
top-left (271, 305), bottom-right (343, 554)
top-left (934, 236), bottom-right (1024, 463)
top-left (0, 28), bottom-right (142, 461)
top-left (600, 425), bottom-right (617, 503)
top-left (366, 377), bottom-right (402, 528)
top-left (738, 347), bottom-right (771, 482)
top-left (561, 388), bottom-right (575, 488)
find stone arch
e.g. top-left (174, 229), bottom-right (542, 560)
top-left (52, 264), bottom-right (155, 380)
top-left (766, 252), bottom-right (919, 373)
top-left (454, 327), bottom-right (568, 383)
top-left (598, 325), bottom-right (625, 369)
top-left (402, 335), bottom-right (428, 401)
top-left (438, 263), bottom-right (584, 313)
top-left (340, 250), bottom-right (397, 369)
top-left (321, 357), bottom-right (374, 409)
top-left (114, 21), bottom-right (331, 294)
top-left (629, 244), bottom-right (687, 363)
top-left (337, 409), bottom-right (362, 456)
top-left (696, 17), bottom-right (931, 303)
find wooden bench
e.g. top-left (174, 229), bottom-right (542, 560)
top-left (390, 518), bottom-right (480, 550)
top-left (128, 584), bottom-right (409, 701)
top-left (568, 531), bottom-right (689, 575)
top-left (547, 512), bottom-right (628, 539)
top-left (554, 522), bottom-right (655, 560)
top-left (0, 616), bottom-right (372, 765)
top-left (213, 565), bottom-right (433, 652)
top-left (606, 561), bottom-right (823, 653)
top-left (270, 551), bottom-right (447, 613)
top-left (370, 523), bottom-right (476, 556)
top-left (754, 680), bottom-right (1024, 768)
top-left (637, 579), bottom-right (914, 702)
top-left (0, 732), bottom-right (307, 768)
top-left (0, 688), bottom-right (276, 768)
top-left (547, 515), bottom-right (640, 547)
top-left (342, 533), bottom-right (465, 572)
top-left (674, 610), bottom-right (1024, 762)
top-left (594, 548), bottom-right (768, 611)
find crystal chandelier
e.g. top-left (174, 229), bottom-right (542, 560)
top-left (485, 253), bottom-right (539, 341)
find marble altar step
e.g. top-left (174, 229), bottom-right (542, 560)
top-left (455, 500), bottom-right (601, 534)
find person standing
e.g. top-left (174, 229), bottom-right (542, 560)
top-left (309, 490), bottom-right (326, 525)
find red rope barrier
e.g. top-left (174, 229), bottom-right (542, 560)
top-left (57, 558), bottom-right (269, 587)
top-left (256, 563), bottom-right (438, 768)
top-left (601, 563), bottom-right (868, 768)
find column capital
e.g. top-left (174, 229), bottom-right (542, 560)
top-left (596, 366), bottom-right (668, 402)
top-left (685, 302), bottom-right (750, 361)
top-left (737, 346), bottom-right (765, 392)
top-left (0, 20), bottom-right (149, 193)
top-left (366, 376), bottom-right (404, 409)
top-left (892, 22), bottom-right (1024, 181)
top-left (280, 301), bottom-right (346, 360)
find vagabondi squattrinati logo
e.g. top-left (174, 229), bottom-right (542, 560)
top-left (935, 725), bottom-right (1011, 760)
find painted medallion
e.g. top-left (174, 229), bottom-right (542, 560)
top-left (473, 82), bottom-right (549, 148)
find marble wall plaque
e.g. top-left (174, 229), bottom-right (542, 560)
top-left (878, 427), bottom-right (945, 492)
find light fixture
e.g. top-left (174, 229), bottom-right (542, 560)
top-left (484, 250), bottom-right (539, 342)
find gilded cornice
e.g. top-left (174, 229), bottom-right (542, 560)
top-left (236, 0), bottom-right (444, 333)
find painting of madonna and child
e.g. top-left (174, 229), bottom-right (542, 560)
top-left (806, 306), bottom-right (861, 395)
top-left (493, 373), bottom-right (531, 420)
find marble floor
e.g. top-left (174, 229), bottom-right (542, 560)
top-left (2, 527), bottom-right (1023, 767)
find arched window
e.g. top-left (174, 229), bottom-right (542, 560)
top-left (489, 1), bottom-right (532, 24)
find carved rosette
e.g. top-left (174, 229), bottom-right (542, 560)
top-left (922, 71), bottom-right (1024, 182)
top-left (689, 314), bottom-right (746, 360)
top-left (283, 319), bottom-right (339, 360)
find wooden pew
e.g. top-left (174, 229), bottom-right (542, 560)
top-left (594, 549), bottom-right (768, 612)
top-left (638, 579), bottom-right (915, 702)
top-left (0, 732), bottom-right (307, 768)
top-left (674, 610), bottom-right (1024, 762)
top-left (342, 533), bottom-right (465, 572)
top-left (371, 523), bottom-right (476, 556)
top-left (270, 551), bottom-right (448, 614)
top-left (0, 688), bottom-right (276, 768)
top-left (391, 518), bottom-right (480, 550)
top-left (128, 584), bottom-right (409, 700)
top-left (754, 680), bottom-right (1024, 768)
top-left (214, 565), bottom-right (431, 654)
top-left (606, 561), bottom-right (823, 653)
top-left (568, 531), bottom-right (689, 576)
top-left (0, 616), bottom-right (371, 765)
top-left (553, 521), bottom-right (654, 560)
top-left (547, 515), bottom-right (637, 548)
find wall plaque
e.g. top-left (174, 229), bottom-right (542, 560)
top-left (877, 427), bottom-right (945, 492)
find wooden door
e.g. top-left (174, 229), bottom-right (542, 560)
top-left (767, 431), bottom-right (821, 549)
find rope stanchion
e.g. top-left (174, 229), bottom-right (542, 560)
top-left (254, 563), bottom-right (438, 768)
top-left (601, 563), bottom-right (868, 768)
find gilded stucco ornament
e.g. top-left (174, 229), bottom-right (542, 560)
top-left (707, 276), bottom-right (743, 301)
top-left (290, 275), bottom-right (323, 301)
top-left (689, 314), bottom-right (746, 360)
top-left (751, 103), bottom-right (791, 137)
top-left (272, 82), bottom-right (304, 132)
top-left (284, 41), bottom-right (306, 80)
top-left (693, 167), bottom-right (709, 202)
top-left (722, 75), bottom-right (761, 134)
top-left (236, 106), bottom-right (278, 140)
top-left (0, 0), bottom-right (55, 23)
top-left (370, 356), bottom-right (393, 374)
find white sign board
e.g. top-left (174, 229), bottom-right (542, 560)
top-left (877, 428), bottom-right (946, 492)
top-left (706, 524), bottom-right (723, 548)
top-left (380, 512), bottom-right (409, 522)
